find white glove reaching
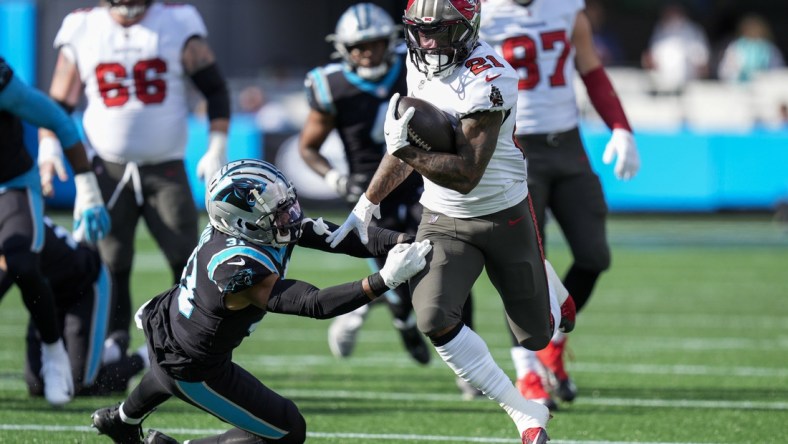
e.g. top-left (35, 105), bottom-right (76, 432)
top-left (196, 131), bottom-right (227, 185)
top-left (38, 137), bottom-right (67, 197)
top-left (384, 93), bottom-right (414, 156)
top-left (602, 128), bottom-right (640, 180)
top-left (302, 217), bottom-right (331, 236)
top-left (324, 169), bottom-right (349, 197)
top-left (73, 172), bottom-right (111, 243)
top-left (379, 240), bottom-right (432, 288)
top-left (325, 193), bottom-right (380, 248)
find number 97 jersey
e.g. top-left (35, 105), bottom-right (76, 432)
top-left (53, 3), bottom-right (207, 164)
top-left (479, 0), bottom-right (585, 134)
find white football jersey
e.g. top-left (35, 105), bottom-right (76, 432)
top-left (406, 41), bottom-right (528, 218)
top-left (54, 3), bottom-right (207, 164)
top-left (480, 0), bottom-right (585, 134)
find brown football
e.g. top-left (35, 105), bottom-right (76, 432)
top-left (395, 96), bottom-right (456, 153)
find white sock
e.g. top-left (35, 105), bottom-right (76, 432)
top-left (102, 339), bottom-right (121, 365)
top-left (510, 346), bottom-right (542, 380)
top-left (42, 338), bottom-right (66, 355)
top-left (435, 326), bottom-right (550, 433)
top-left (551, 330), bottom-right (565, 343)
top-left (118, 402), bottom-right (142, 424)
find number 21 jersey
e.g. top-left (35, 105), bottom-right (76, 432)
top-left (53, 3), bottom-right (207, 164)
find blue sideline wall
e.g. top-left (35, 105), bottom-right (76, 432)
top-left (582, 125), bottom-right (788, 212)
top-left (39, 119), bottom-right (788, 212)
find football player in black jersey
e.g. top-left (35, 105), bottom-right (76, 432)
top-left (90, 159), bottom-right (431, 444)
top-left (0, 217), bottom-right (146, 398)
top-left (299, 5), bottom-right (476, 386)
top-left (0, 57), bottom-right (110, 406)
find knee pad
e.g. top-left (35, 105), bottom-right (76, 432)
top-left (415, 304), bottom-right (460, 337)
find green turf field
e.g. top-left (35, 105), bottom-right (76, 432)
top-left (0, 211), bottom-right (786, 443)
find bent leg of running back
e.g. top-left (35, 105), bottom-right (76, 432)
top-left (411, 207), bottom-right (550, 436)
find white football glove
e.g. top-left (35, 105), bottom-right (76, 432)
top-left (196, 131), bottom-right (227, 185)
top-left (324, 169), bottom-right (349, 197)
top-left (602, 128), bottom-right (640, 180)
top-left (325, 193), bottom-right (380, 248)
top-left (73, 172), bottom-right (111, 243)
top-left (38, 136), bottom-right (68, 197)
top-left (302, 217), bottom-right (331, 236)
top-left (379, 240), bottom-right (432, 289)
top-left (384, 93), bottom-right (415, 156)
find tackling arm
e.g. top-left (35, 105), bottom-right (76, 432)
top-left (266, 276), bottom-right (386, 319)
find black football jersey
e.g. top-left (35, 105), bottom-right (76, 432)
top-left (304, 53), bottom-right (422, 202)
top-left (0, 59), bottom-right (34, 183)
top-left (145, 224), bottom-right (292, 380)
top-left (39, 217), bottom-right (102, 302)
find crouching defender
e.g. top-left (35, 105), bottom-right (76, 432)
top-left (90, 159), bottom-right (431, 444)
top-left (1, 217), bottom-right (146, 398)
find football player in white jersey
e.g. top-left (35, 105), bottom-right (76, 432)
top-left (326, 1), bottom-right (557, 442)
top-left (39, 0), bottom-right (231, 346)
top-left (480, 0), bottom-right (641, 409)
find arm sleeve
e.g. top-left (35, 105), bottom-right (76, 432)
top-left (581, 66), bottom-right (632, 132)
top-left (0, 75), bottom-right (81, 148)
top-left (266, 276), bottom-right (384, 319)
top-left (297, 218), bottom-right (413, 257)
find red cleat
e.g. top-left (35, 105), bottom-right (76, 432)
top-left (521, 426), bottom-right (549, 444)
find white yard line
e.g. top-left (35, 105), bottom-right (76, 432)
top-left (0, 424), bottom-right (723, 444)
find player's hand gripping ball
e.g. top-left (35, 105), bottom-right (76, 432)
top-left (395, 95), bottom-right (456, 153)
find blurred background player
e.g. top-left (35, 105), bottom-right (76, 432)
top-left (0, 56), bottom-right (109, 406)
top-left (0, 218), bottom-right (147, 398)
top-left (39, 0), bottom-right (231, 350)
top-left (298, 2), bottom-right (437, 368)
top-left (90, 159), bottom-right (430, 444)
top-left (480, 0), bottom-right (640, 409)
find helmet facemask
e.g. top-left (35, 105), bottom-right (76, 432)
top-left (402, 0), bottom-right (481, 80)
top-left (404, 19), bottom-right (476, 79)
top-left (207, 160), bottom-right (304, 248)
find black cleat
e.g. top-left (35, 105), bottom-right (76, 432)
top-left (398, 325), bottom-right (431, 365)
top-left (145, 429), bottom-right (179, 444)
top-left (91, 404), bottom-right (143, 444)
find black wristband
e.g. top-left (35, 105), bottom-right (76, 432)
top-left (367, 272), bottom-right (389, 296)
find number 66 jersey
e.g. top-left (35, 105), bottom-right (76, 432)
top-left (53, 3), bottom-right (207, 164)
top-left (479, 0), bottom-right (584, 134)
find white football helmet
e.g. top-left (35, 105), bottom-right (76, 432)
top-left (403, 0), bottom-right (481, 79)
top-left (327, 3), bottom-right (401, 79)
top-left (206, 159), bottom-right (303, 248)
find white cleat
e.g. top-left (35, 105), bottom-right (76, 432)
top-left (41, 339), bottom-right (74, 406)
top-left (327, 305), bottom-right (368, 358)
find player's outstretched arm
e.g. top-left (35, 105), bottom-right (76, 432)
top-left (325, 154), bottom-right (412, 248)
top-left (267, 241), bottom-right (431, 318)
top-left (300, 218), bottom-right (413, 257)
